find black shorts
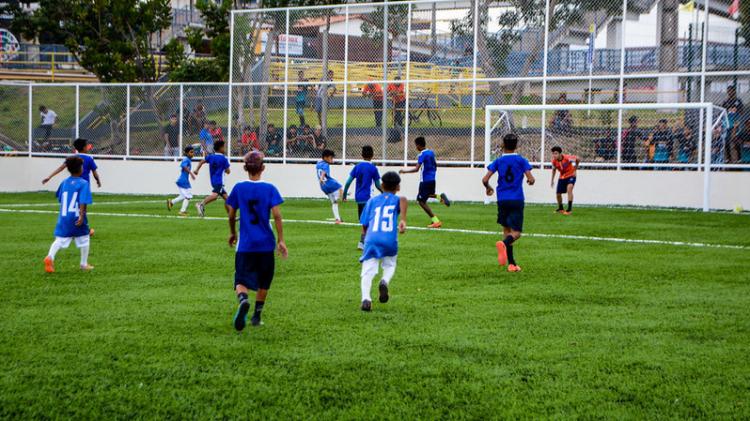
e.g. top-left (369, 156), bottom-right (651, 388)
top-left (417, 181), bottom-right (436, 202)
top-left (497, 200), bottom-right (525, 232)
top-left (234, 252), bottom-right (275, 291)
top-left (556, 177), bottom-right (576, 194)
top-left (357, 202), bottom-right (366, 219)
top-left (212, 184), bottom-right (227, 196)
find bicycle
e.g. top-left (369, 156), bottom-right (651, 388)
top-left (408, 97), bottom-right (442, 127)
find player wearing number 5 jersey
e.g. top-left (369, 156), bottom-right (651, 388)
top-left (482, 134), bottom-right (535, 273)
top-left (227, 152), bottom-right (287, 332)
top-left (44, 156), bottom-right (94, 273)
top-left (358, 172), bottom-right (408, 312)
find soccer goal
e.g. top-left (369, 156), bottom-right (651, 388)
top-left (485, 102), bottom-right (722, 211)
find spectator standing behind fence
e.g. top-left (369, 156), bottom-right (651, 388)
top-left (265, 124), bottom-right (282, 157)
top-left (313, 125), bottom-right (327, 152)
top-left (549, 93), bottom-right (573, 135)
top-left (38, 105), bottom-right (57, 148)
top-left (622, 115), bottom-right (644, 165)
top-left (199, 121), bottom-right (214, 154)
top-left (316, 70), bottom-right (336, 127)
top-left (647, 119), bottom-right (673, 165)
top-left (362, 82), bottom-right (384, 128)
top-left (241, 126), bottom-right (259, 155)
top-left (722, 85), bottom-right (745, 162)
top-left (188, 102), bottom-right (206, 135)
top-left (210, 120), bottom-right (224, 144)
top-left (296, 71), bottom-right (309, 127)
top-left (672, 121), bottom-right (695, 164)
top-left (163, 114), bottom-right (180, 157)
top-left (388, 78), bottom-right (406, 127)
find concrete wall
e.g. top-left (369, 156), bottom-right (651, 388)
top-left (1, 157), bottom-right (748, 210)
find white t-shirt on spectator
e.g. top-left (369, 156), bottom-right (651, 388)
top-left (41, 110), bottom-right (57, 125)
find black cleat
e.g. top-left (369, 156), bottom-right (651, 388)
top-left (361, 300), bottom-right (372, 312)
top-left (233, 299), bottom-right (250, 331)
top-left (440, 193), bottom-right (451, 207)
top-left (250, 314), bottom-right (263, 327)
top-left (378, 280), bottom-right (389, 303)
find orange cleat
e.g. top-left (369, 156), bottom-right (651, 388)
top-left (507, 264), bottom-right (522, 272)
top-left (334, 219), bottom-right (343, 225)
top-left (562, 211), bottom-right (571, 216)
top-left (496, 241), bottom-right (508, 266)
top-left (427, 221), bottom-right (442, 228)
top-left (44, 256), bottom-right (55, 273)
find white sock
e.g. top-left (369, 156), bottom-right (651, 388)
top-left (47, 238), bottom-right (64, 260)
top-left (180, 199), bottom-right (190, 212)
top-left (381, 256), bottom-right (397, 285)
top-left (332, 203), bottom-right (340, 221)
top-left (80, 245), bottom-right (89, 267)
top-left (360, 258), bottom-right (379, 302)
top-left (172, 195), bottom-right (185, 204)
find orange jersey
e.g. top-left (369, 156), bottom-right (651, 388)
top-left (552, 154), bottom-right (578, 179)
top-left (362, 83), bottom-right (383, 100)
top-left (387, 83), bottom-right (405, 103)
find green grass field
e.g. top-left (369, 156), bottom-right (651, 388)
top-left (1, 192), bottom-right (749, 418)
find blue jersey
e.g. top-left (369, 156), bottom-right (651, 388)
top-left (77, 154), bottom-right (98, 184)
top-left (206, 153), bottom-right (230, 187)
top-left (350, 161), bottom-right (380, 203)
top-left (360, 193), bottom-right (401, 261)
top-left (418, 149), bottom-right (437, 182)
top-left (54, 176), bottom-right (92, 238)
top-left (227, 180), bottom-right (284, 253)
top-left (199, 128), bottom-right (213, 148)
top-left (176, 157), bottom-right (192, 188)
top-left (487, 153), bottom-right (532, 202)
top-left (316, 160), bottom-right (342, 194)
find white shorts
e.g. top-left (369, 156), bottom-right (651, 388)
top-left (55, 235), bottom-right (90, 248)
top-left (361, 255), bottom-right (397, 276)
top-left (178, 187), bottom-right (193, 199)
top-left (327, 192), bottom-right (339, 203)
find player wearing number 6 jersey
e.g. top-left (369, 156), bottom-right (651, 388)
top-left (44, 156), bottom-right (94, 273)
top-left (482, 134), bottom-right (535, 273)
top-left (358, 172), bottom-right (408, 312)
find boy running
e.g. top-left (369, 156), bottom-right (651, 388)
top-left (317, 149), bottom-right (343, 224)
top-left (343, 145), bottom-right (382, 249)
top-left (227, 152), bottom-right (287, 331)
top-left (399, 136), bottom-right (450, 228)
top-left (550, 146), bottom-right (579, 215)
top-left (195, 140), bottom-right (231, 217)
top-left (482, 134), bottom-right (535, 273)
top-left (43, 156), bottom-right (94, 273)
top-left (167, 146), bottom-right (197, 216)
top-left (359, 171), bottom-right (407, 312)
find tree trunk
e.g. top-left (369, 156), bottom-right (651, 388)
top-left (259, 27), bottom-right (277, 145)
top-left (321, 16), bottom-right (331, 137)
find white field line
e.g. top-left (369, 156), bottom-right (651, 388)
top-left (0, 208), bottom-right (747, 251)
top-left (0, 200), bottom-right (165, 207)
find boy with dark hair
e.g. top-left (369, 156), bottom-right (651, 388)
top-left (195, 140), bottom-right (231, 217)
top-left (399, 136), bottom-right (450, 228)
top-left (482, 133), bottom-right (535, 273)
top-left (44, 156), bottom-right (94, 273)
top-left (227, 152), bottom-right (287, 331)
top-left (43, 138), bottom-right (101, 188)
top-left (317, 149), bottom-right (343, 224)
top-left (359, 171), bottom-right (407, 312)
top-left (343, 145), bottom-right (383, 249)
top-left (550, 146), bottom-right (579, 214)
top-left (167, 146), bottom-right (197, 216)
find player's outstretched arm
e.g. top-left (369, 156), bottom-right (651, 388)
top-left (271, 205), bottom-right (288, 259)
top-left (525, 170), bottom-right (536, 185)
top-left (227, 206), bottom-right (237, 246)
top-left (398, 196), bottom-right (408, 233)
top-left (194, 160), bottom-right (206, 174)
top-left (399, 163), bottom-right (421, 174)
top-left (42, 163), bottom-right (66, 184)
top-left (481, 171), bottom-right (495, 196)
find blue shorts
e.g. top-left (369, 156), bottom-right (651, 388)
top-left (234, 252), bottom-right (275, 291)
top-left (417, 181), bottom-right (436, 202)
top-left (497, 200), bottom-right (525, 232)
top-left (556, 177), bottom-right (576, 194)
top-left (212, 184), bottom-right (227, 196)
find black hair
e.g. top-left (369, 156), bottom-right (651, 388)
top-left (628, 115), bottom-right (638, 125)
top-left (210, 120), bottom-right (217, 125)
top-left (658, 119), bottom-right (668, 124)
top-left (73, 138), bottom-right (88, 152)
top-left (289, 125), bottom-right (297, 130)
top-left (503, 133), bottom-right (519, 151)
top-left (184, 145), bottom-right (194, 155)
top-left (414, 136), bottom-right (426, 148)
top-left (214, 140), bottom-right (226, 152)
top-left (362, 145), bottom-right (374, 159)
top-left (381, 171), bottom-right (401, 191)
top-left (39, 105), bottom-right (47, 112)
top-left (322, 149), bottom-right (335, 159)
top-left (551, 146), bottom-right (562, 153)
top-left (268, 123), bottom-right (275, 128)
top-left (65, 155), bottom-right (83, 175)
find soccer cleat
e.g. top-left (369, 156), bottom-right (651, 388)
top-left (178, 211), bottom-right (188, 217)
top-left (361, 300), bottom-right (372, 312)
top-left (555, 209), bottom-right (565, 214)
top-left (167, 199), bottom-right (173, 211)
top-left (196, 203), bottom-right (205, 217)
top-left (357, 241), bottom-right (364, 250)
top-left (427, 221), bottom-right (442, 228)
top-left (440, 193), bottom-right (451, 207)
top-left (44, 256), bottom-right (54, 273)
top-left (233, 299), bottom-right (250, 331)
top-left (562, 210), bottom-right (572, 215)
top-left (334, 219), bottom-right (343, 225)
top-left (250, 314), bottom-right (264, 327)
top-left (378, 280), bottom-right (389, 303)
top-left (496, 241), bottom-right (508, 266)
top-left (80, 264), bottom-right (95, 271)
top-left (507, 264), bottom-right (522, 272)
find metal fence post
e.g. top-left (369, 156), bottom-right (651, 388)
top-left (539, 0), bottom-right (551, 170)
top-left (382, 2), bottom-right (389, 163)
top-left (179, 84), bottom-right (184, 158)
top-left (28, 85), bottom-right (33, 157)
top-left (342, 5), bottom-right (350, 165)
top-left (282, 10), bottom-right (290, 164)
top-left (403, 3), bottom-right (412, 166)
top-left (470, 0), bottom-right (479, 166)
top-left (126, 85), bottom-right (131, 159)
top-left (698, 0), bottom-right (710, 167)
top-left (616, 0), bottom-right (629, 170)
top-left (227, 84), bottom-right (234, 159)
top-left (703, 105), bottom-right (713, 211)
top-left (75, 85), bottom-right (80, 139)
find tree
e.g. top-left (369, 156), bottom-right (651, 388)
top-left (3, 0), bottom-right (172, 82)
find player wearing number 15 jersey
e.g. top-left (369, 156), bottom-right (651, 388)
top-left (358, 172), bottom-right (408, 312)
top-left (482, 134), bottom-right (535, 273)
top-left (227, 152), bottom-right (287, 332)
top-left (44, 156), bottom-right (94, 273)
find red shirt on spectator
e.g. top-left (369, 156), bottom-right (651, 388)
top-left (387, 83), bottom-right (405, 104)
top-left (242, 131), bottom-right (259, 150)
top-left (363, 83), bottom-right (384, 101)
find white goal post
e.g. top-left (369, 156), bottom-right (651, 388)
top-left (485, 102), bottom-right (716, 212)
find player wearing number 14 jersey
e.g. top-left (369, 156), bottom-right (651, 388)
top-left (44, 156), bottom-right (94, 273)
top-left (358, 172), bottom-right (408, 312)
